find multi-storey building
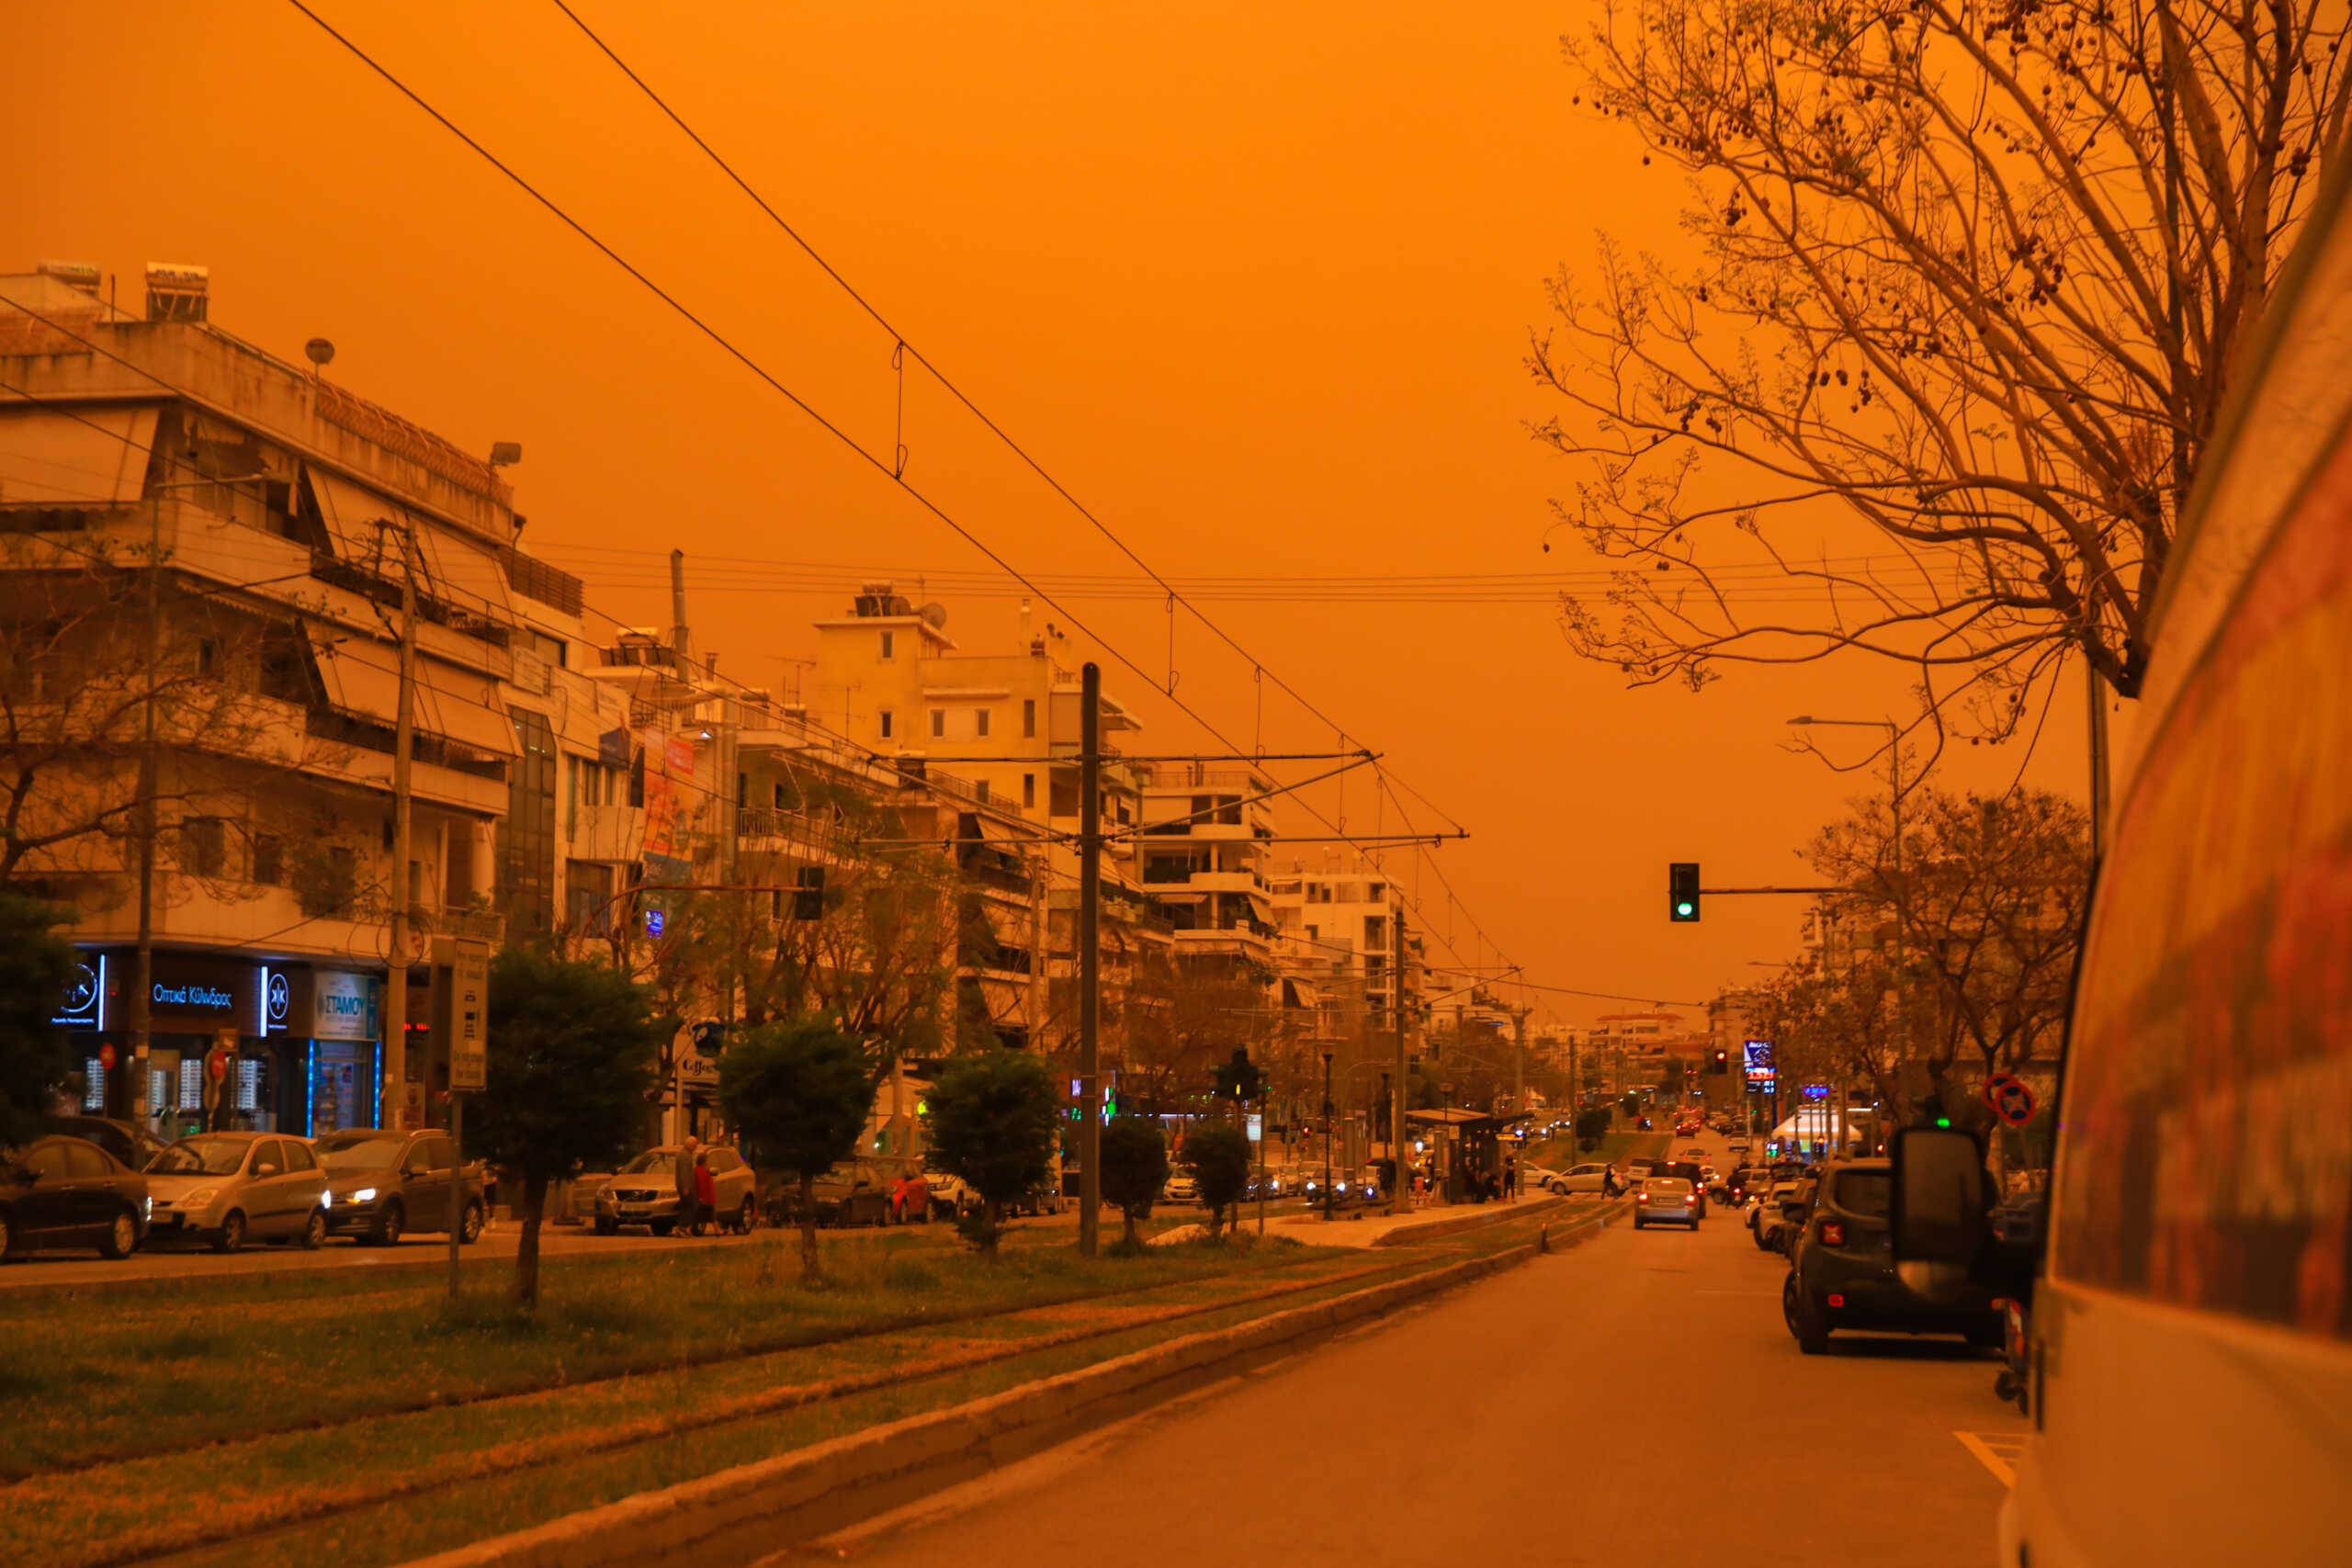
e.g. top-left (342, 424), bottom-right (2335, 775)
top-left (1270, 860), bottom-right (1423, 1040)
top-left (0, 261), bottom-right (595, 1137)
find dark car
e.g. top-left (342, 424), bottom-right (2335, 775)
top-left (1654, 1160), bottom-right (1709, 1217)
top-left (313, 1128), bottom-right (487, 1246)
top-left (45, 1114), bottom-right (175, 1175)
top-left (1782, 1159), bottom-right (2002, 1355)
top-left (1, 1135), bottom-right (150, 1259)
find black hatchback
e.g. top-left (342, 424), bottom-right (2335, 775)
top-left (1, 1135), bottom-right (150, 1259)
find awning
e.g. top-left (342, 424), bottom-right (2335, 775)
top-left (0, 404), bottom-right (158, 506)
top-left (307, 622), bottom-right (520, 759)
top-left (308, 469), bottom-right (513, 622)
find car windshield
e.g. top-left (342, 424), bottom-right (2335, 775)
top-left (1832, 1169), bottom-right (1892, 1218)
top-left (314, 1133), bottom-right (404, 1170)
top-left (619, 1150), bottom-right (675, 1175)
top-left (148, 1137), bottom-right (249, 1175)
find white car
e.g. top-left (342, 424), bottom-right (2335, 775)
top-left (1162, 1172), bottom-right (1200, 1205)
top-left (925, 1171), bottom-right (980, 1219)
top-left (1548, 1163), bottom-right (1622, 1195)
top-left (1521, 1166), bottom-right (1564, 1191)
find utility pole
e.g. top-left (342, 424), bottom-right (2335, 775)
top-left (1511, 1006), bottom-right (1528, 1121)
top-left (1076, 662), bottom-right (1102, 1258)
top-left (1391, 907), bottom-right (1408, 1213)
top-left (380, 521), bottom-right (418, 1130)
top-left (128, 496), bottom-right (163, 1126)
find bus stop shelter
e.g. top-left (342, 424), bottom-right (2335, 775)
top-left (1406, 1108), bottom-right (1532, 1202)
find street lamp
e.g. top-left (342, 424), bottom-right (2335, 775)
top-left (1787, 714), bottom-right (1903, 1156)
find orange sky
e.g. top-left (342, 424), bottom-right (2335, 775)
top-left (2, 0), bottom-right (2091, 1021)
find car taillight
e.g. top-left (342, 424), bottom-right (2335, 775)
top-left (1820, 1221), bottom-right (1846, 1247)
top-left (1635, 1193), bottom-right (1648, 1203)
top-left (1826, 1292), bottom-right (1845, 1308)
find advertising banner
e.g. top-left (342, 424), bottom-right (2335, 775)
top-left (1743, 1039), bottom-right (1776, 1087)
top-left (311, 971), bottom-right (381, 1042)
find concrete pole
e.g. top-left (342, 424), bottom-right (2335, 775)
top-left (129, 496), bottom-right (162, 1126)
top-left (381, 522), bottom-right (418, 1130)
top-left (1076, 663), bottom-right (1102, 1257)
top-left (1391, 908), bottom-right (1409, 1213)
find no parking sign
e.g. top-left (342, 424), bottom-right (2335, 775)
top-left (1984, 1073), bottom-right (2036, 1127)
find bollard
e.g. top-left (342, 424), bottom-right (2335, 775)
top-left (1540, 1223), bottom-right (1551, 1254)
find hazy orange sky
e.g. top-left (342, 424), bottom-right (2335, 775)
top-left (3, 0), bottom-right (2092, 1021)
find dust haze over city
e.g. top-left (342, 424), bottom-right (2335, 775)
top-left (2, 4), bottom-right (2346, 1567)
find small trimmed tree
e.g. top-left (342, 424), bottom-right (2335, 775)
top-left (0, 893), bottom-right (75, 1147)
top-left (925, 1048), bottom-right (1057, 1261)
top-left (473, 948), bottom-right (662, 1308)
top-left (718, 1015), bottom-right (876, 1283)
top-left (1573, 1107), bottom-right (1611, 1152)
top-left (1182, 1124), bottom-right (1252, 1240)
top-left (1098, 1116), bottom-right (1170, 1250)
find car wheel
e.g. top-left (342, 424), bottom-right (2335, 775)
top-left (213, 1211), bottom-right (246, 1254)
top-left (300, 1210), bottom-right (327, 1250)
top-left (0, 1208), bottom-right (12, 1258)
top-left (1634, 1216), bottom-right (1645, 1229)
top-left (734, 1197), bottom-right (756, 1235)
top-left (594, 1216), bottom-right (617, 1236)
top-left (1784, 1276), bottom-right (1830, 1355)
top-left (99, 1208), bottom-right (138, 1259)
top-left (458, 1202), bottom-right (484, 1245)
top-left (373, 1201), bottom-right (405, 1247)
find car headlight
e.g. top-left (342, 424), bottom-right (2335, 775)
top-left (182, 1187), bottom-right (218, 1209)
top-left (141, 1195), bottom-right (153, 1219)
top-left (349, 1188), bottom-right (377, 1204)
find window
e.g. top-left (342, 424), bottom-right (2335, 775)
top-left (878, 709), bottom-right (894, 740)
top-left (63, 1141), bottom-right (107, 1178)
top-left (497, 706), bottom-right (558, 941)
top-left (737, 772), bottom-right (749, 808)
top-left (1023, 698), bottom-right (1036, 739)
top-left (880, 630), bottom-right (895, 660)
top-left (282, 1140), bottom-right (317, 1172)
top-left (1022, 773), bottom-right (1035, 808)
top-left (252, 832), bottom-right (283, 886)
top-left (197, 636), bottom-right (219, 676)
top-left (975, 706), bottom-right (991, 738)
top-left (930, 708), bottom-right (945, 739)
top-left (184, 818), bottom-right (227, 877)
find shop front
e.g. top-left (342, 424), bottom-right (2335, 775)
top-left (59, 950), bottom-right (387, 1138)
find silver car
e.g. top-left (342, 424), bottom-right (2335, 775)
top-left (594, 1145), bottom-right (757, 1235)
top-left (1550, 1162), bottom-right (1623, 1195)
top-left (144, 1133), bottom-right (329, 1252)
top-left (1633, 1176), bottom-right (1701, 1229)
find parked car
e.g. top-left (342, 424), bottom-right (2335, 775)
top-left (1784, 1159), bottom-right (2001, 1356)
top-left (1633, 1177), bottom-right (1701, 1230)
top-left (144, 1133), bottom-right (328, 1252)
top-left (808, 1161), bottom-right (892, 1227)
top-left (594, 1144), bottom-right (758, 1235)
top-left (1521, 1166), bottom-right (1564, 1193)
top-left (44, 1114), bottom-right (175, 1175)
top-left (0, 1134), bottom-right (149, 1258)
top-left (313, 1127), bottom-right (486, 1245)
top-left (1548, 1162), bottom-right (1615, 1195)
top-left (1757, 1179), bottom-right (1815, 1255)
top-left (1162, 1172), bottom-right (1200, 1205)
top-left (926, 1170), bottom-right (981, 1220)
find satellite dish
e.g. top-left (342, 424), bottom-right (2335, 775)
top-left (919, 603), bottom-right (949, 630)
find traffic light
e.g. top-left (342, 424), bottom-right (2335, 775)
top-left (1711, 1048), bottom-right (1730, 1074)
top-left (1669, 863), bottom-right (1701, 921)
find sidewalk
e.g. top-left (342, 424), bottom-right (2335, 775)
top-left (1268, 1191), bottom-right (1578, 1248)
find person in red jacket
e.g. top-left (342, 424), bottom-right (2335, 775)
top-left (691, 1150), bottom-right (718, 1236)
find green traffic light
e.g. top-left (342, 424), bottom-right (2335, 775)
top-left (1935, 1116), bottom-right (1951, 1128)
top-left (1675, 901), bottom-right (1694, 918)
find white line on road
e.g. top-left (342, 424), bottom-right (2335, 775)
top-left (1955, 1430), bottom-right (2022, 1487)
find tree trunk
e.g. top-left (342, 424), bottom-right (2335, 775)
top-left (512, 1171), bottom-right (548, 1310)
top-left (1206, 1201), bottom-right (1225, 1241)
top-left (798, 1170), bottom-right (820, 1284)
top-left (1122, 1208), bottom-right (1137, 1248)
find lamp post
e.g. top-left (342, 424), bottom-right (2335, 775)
top-left (1789, 714), bottom-right (1902, 1156)
top-left (1320, 1050), bottom-right (1334, 1223)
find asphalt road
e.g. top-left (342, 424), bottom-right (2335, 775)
top-left (815, 1129), bottom-right (2027, 1568)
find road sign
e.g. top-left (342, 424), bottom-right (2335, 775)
top-left (1984, 1073), bottom-right (2036, 1127)
top-left (448, 937), bottom-right (490, 1093)
top-left (98, 1043), bottom-right (116, 1071)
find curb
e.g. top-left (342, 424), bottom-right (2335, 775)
top-left (1366, 1193), bottom-right (1570, 1247)
top-left (395, 1212), bottom-right (1616, 1568)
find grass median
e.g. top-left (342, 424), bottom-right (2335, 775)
top-left (1, 1200), bottom-right (1596, 1568)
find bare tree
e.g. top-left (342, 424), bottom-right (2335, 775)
top-left (1533, 0), bottom-right (2351, 739)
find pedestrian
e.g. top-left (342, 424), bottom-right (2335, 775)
top-left (673, 1134), bottom-right (700, 1230)
top-left (1505, 1155), bottom-right (1519, 1200)
top-left (692, 1150), bottom-right (718, 1235)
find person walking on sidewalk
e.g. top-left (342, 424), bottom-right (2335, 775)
top-left (673, 1134), bottom-right (701, 1228)
top-left (1505, 1154), bottom-right (1519, 1200)
top-left (692, 1150), bottom-right (718, 1235)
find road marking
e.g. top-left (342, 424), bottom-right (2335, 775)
top-left (1955, 1430), bottom-right (2026, 1487)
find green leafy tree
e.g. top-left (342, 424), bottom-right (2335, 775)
top-left (1573, 1106), bottom-right (1612, 1153)
top-left (472, 948), bottom-right (662, 1308)
top-left (1098, 1116), bottom-right (1170, 1250)
top-left (925, 1048), bottom-right (1057, 1261)
top-left (1181, 1124), bottom-right (1252, 1240)
top-left (718, 1015), bottom-right (876, 1283)
top-left (0, 893), bottom-right (75, 1147)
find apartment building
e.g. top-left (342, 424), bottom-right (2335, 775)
top-left (1270, 861), bottom-right (1423, 1041)
top-left (0, 261), bottom-right (603, 1137)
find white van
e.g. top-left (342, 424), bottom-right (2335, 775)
top-left (1893, 162), bottom-right (2352, 1566)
